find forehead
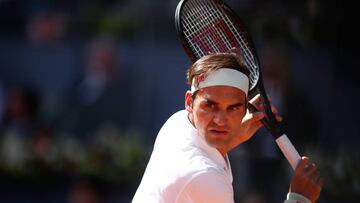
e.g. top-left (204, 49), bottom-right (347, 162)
top-left (196, 86), bottom-right (247, 103)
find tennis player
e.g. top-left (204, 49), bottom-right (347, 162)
top-left (132, 53), bottom-right (322, 203)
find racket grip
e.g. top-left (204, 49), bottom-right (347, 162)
top-left (275, 134), bottom-right (301, 170)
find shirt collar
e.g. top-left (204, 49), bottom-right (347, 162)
top-left (186, 114), bottom-right (230, 171)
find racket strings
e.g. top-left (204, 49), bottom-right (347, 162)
top-left (184, 0), bottom-right (230, 55)
top-left (183, 0), bottom-right (250, 59)
top-left (207, 2), bottom-right (258, 86)
top-left (222, 16), bottom-right (259, 87)
top-left (205, 1), bottom-right (234, 51)
top-left (184, 1), bottom-right (220, 57)
top-left (182, 1), bottom-right (209, 57)
top-left (181, 0), bottom-right (259, 89)
top-left (183, 2), bottom-right (258, 86)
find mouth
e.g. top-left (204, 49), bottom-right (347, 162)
top-left (209, 129), bottom-right (229, 137)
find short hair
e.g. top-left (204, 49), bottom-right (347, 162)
top-left (186, 53), bottom-right (250, 87)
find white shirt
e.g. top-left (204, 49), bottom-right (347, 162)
top-left (132, 110), bottom-right (234, 203)
top-left (132, 110), bottom-right (311, 203)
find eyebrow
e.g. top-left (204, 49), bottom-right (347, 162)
top-left (203, 98), bottom-right (244, 108)
top-left (228, 102), bottom-right (244, 109)
top-left (203, 98), bottom-right (218, 105)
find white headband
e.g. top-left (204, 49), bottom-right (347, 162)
top-left (191, 68), bottom-right (249, 96)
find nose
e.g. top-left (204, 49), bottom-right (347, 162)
top-left (212, 110), bottom-right (228, 126)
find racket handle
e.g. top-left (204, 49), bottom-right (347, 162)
top-left (248, 104), bottom-right (301, 170)
top-left (275, 134), bottom-right (301, 170)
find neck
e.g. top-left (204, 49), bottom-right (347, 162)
top-left (188, 113), bottom-right (228, 161)
top-left (217, 149), bottom-right (227, 159)
top-left (187, 113), bottom-right (196, 128)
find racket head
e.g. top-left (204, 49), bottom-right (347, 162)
top-left (175, 0), bottom-right (262, 96)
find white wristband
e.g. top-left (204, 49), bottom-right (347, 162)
top-left (285, 192), bottom-right (311, 203)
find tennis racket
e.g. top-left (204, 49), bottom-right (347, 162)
top-left (175, 0), bottom-right (301, 170)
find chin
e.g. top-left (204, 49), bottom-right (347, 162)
top-left (205, 138), bottom-right (228, 150)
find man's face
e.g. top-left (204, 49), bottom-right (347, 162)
top-left (186, 86), bottom-right (247, 155)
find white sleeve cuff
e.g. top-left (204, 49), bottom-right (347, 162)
top-left (284, 192), bottom-right (311, 203)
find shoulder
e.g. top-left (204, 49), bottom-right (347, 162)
top-left (153, 109), bottom-right (191, 148)
top-left (161, 110), bottom-right (188, 129)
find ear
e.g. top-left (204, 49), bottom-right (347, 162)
top-left (185, 90), bottom-right (193, 113)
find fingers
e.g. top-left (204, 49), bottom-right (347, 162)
top-left (247, 94), bottom-right (283, 130)
top-left (243, 111), bottom-right (265, 126)
top-left (291, 156), bottom-right (323, 202)
top-left (249, 94), bottom-right (281, 117)
top-left (271, 105), bottom-right (278, 114)
top-left (303, 163), bottom-right (317, 178)
top-left (301, 157), bottom-right (319, 180)
top-left (251, 111), bottom-right (265, 121)
top-left (249, 94), bottom-right (273, 106)
top-left (297, 156), bottom-right (323, 190)
top-left (305, 162), bottom-right (323, 201)
top-left (241, 111), bottom-right (265, 134)
top-left (314, 169), bottom-right (323, 187)
top-left (248, 105), bottom-right (282, 122)
top-left (249, 94), bottom-right (261, 109)
top-left (295, 156), bottom-right (310, 173)
top-left (304, 162), bottom-right (323, 187)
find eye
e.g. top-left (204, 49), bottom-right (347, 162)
top-left (205, 102), bottom-right (216, 109)
top-left (201, 101), bottom-right (217, 110)
top-left (228, 104), bottom-right (244, 112)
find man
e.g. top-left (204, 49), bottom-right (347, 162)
top-left (132, 53), bottom-right (322, 203)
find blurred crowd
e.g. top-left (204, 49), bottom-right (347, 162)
top-left (0, 38), bottom-right (150, 202)
top-left (0, 0), bottom-right (359, 203)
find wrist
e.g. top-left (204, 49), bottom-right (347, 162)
top-left (287, 192), bottom-right (312, 203)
